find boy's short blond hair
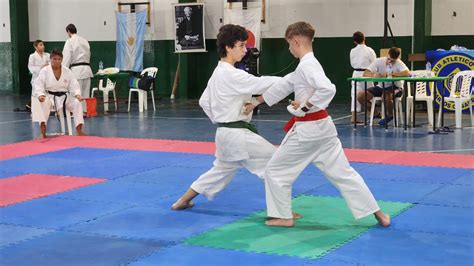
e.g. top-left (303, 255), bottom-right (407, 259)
top-left (285, 22), bottom-right (315, 40)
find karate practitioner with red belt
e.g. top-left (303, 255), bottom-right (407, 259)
top-left (249, 22), bottom-right (391, 227)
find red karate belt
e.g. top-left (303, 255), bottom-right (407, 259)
top-left (283, 109), bottom-right (329, 132)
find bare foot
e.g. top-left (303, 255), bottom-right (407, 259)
top-left (292, 212), bottom-right (302, 220)
top-left (265, 218), bottom-right (294, 227)
top-left (374, 211), bottom-right (391, 227)
top-left (267, 212), bottom-right (301, 220)
top-left (171, 199), bottom-right (195, 210)
top-left (76, 124), bottom-right (87, 136)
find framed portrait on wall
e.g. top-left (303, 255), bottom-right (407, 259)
top-left (173, 3), bottom-right (206, 53)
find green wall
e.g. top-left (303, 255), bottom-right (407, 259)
top-left (9, 34), bottom-right (474, 102)
top-left (0, 42), bottom-right (13, 93)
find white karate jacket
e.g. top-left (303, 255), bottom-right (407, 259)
top-left (263, 52), bottom-right (338, 141)
top-left (199, 61), bottom-right (280, 161)
top-left (62, 34), bottom-right (93, 79)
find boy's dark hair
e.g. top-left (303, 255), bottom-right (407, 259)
top-left (66, 24), bottom-right (77, 34)
top-left (50, 49), bottom-right (63, 58)
top-left (285, 21), bottom-right (315, 40)
top-left (216, 24), bottom-right (248, 58)
top-left (388, 47), bottom-right (401, 59)
top-left (33, 40), bottom-right (43, 48)
top-left (353, 31), bottom-right (365, 44)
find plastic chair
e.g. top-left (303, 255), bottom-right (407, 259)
top-left (91, 78), bottom-right (117, 112)
top-left (369, 85), bottom-right (404, 127)
top-left (406, 70), bottom-right (435, 126)
top-left (438, 70), bottom-right (474, 128)
top-left (128, 67), bottom-right (158, 112)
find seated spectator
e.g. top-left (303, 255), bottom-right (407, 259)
top-left (358, 47), bottom-right (409, 126)
top-left (32, 49), bottom-right (86, 138)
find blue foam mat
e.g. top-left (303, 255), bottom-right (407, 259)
top-left (319, 228), bottom-right (474, 265)
top-left (0, 231), bottom-right (163, 266)
top-left (306, 178), bottom-right (443, 203)
top-left (452, 171), bottom-right (474, 186)
top-left (51, 179), bottom-right (186, 205)
top-left (0, 197), bottom-right (129, 229)
top-left (391, 204), bottom-right (474, 236)
top-left (67, 206), bottom-right (239, 242)
top-left (170, 154), bottom-right (215, 168)
top-left (130, 244), bottom-right (312, 266)
top-left (0, 157), bottom-right (84, 177)
top-left (419, 185), bottom-right (474, 208)
top-left (1, 149), bottom-right (206, 179)
top-left (0, 224), bottom-right (54, 248)
top-left (32, 147), bottom-right (134, 162)
top-left (352, 163), bottom-right (470, 184)
top-left (116, 166), bottom-right (206, 185)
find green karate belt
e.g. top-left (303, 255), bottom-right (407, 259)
top-left (217, 121), bottom-right (259, 135)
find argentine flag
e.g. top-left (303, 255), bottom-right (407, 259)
top-left (116, 10), bottom-right (146, 72)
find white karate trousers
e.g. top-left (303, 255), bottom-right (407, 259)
top-left (191, 131), bottom-right (276, 200)
top-left (31, 94), bottom-right (84, 127)
top-left (265, 132), bottom-right (380, 219)
top-left (78, 78), bottom-right (91, 112)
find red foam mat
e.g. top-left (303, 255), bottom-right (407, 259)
top-left (0, 174), bottom-right (106, 207)
top-left (344, 149), bottom-right (474, 169)
top-left (1, 136), bottom-right (472, 169)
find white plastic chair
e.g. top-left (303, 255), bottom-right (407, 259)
top-left (406, 70), bottom-right (435, 126)
top-left (438, 70), bottom-right (474, 128)
top-left (128, 67), bottom-right (158, 112)
top-left (91, 78), bottom-right (117, 112)
top-left (369, 85), bottom-right (404, 127)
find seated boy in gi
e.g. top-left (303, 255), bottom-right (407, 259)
top-left (33, 49), bottom-right (86, 138)
top-left (249, 22), bottom-right (390, 227)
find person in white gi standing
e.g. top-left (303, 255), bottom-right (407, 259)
top-left (250, 22), bottom-right (390, 227)
top-left (350, 31), bottom-right (376, 123)
top-left (171, 24), bottom-right (295, 215)
top-left (62, 24), bottom-right (93, 112)
top-left (28, 40), bottom-right (50, 124)
top-left (33, 49), bottom-right (87, 138)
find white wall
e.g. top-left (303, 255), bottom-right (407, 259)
top-left (27, 0), bottom-right (473, 42)
top-left (264, 0), bottom-right (413, 38)
top-left (0, 0), bottom-right (10, 42)
top-left (432, 0), bottom-right (474, 36)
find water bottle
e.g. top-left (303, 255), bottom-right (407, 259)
top-left (99, 61), bottom-right (103, 71)
top-left (387, 63), bottom-right (392, 78)
top-left (425, 61), bottom-right (431, 71)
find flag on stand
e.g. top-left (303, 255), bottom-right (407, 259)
top-left (115, 10), bottom-right (146, 71)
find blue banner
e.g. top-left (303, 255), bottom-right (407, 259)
top-left (426, 50), bottom-right (474, 111)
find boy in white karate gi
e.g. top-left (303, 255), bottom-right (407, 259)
top-left (28, 40), bottom-right (50, 117)
top-left (250, 22), bottom-right (390, 227)
top-left (32, 49), bottom-right (86, 138)
top-left (172, 25), bottom-right (299, 219)
top-left (350, 31), bottom-right (376, 123)
top-left (63, 24), bottom-right (93, 112)
top-left (28, 40), bottom-right (50, 87)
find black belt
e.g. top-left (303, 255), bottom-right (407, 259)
top-left (217, 121), bottom-right (258, 135)
top-left (353, 68), bottom-right (366, 71)
top-left (47, 91), bottom-right (68, 123)
top-left (70, 62), bottom-right (90, 68)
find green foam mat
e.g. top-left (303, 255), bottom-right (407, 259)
top-left (186, 195), bottom-right (412, 259)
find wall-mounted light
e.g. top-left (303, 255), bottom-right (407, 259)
top-left (452, 11), bottom-right (457, 17)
